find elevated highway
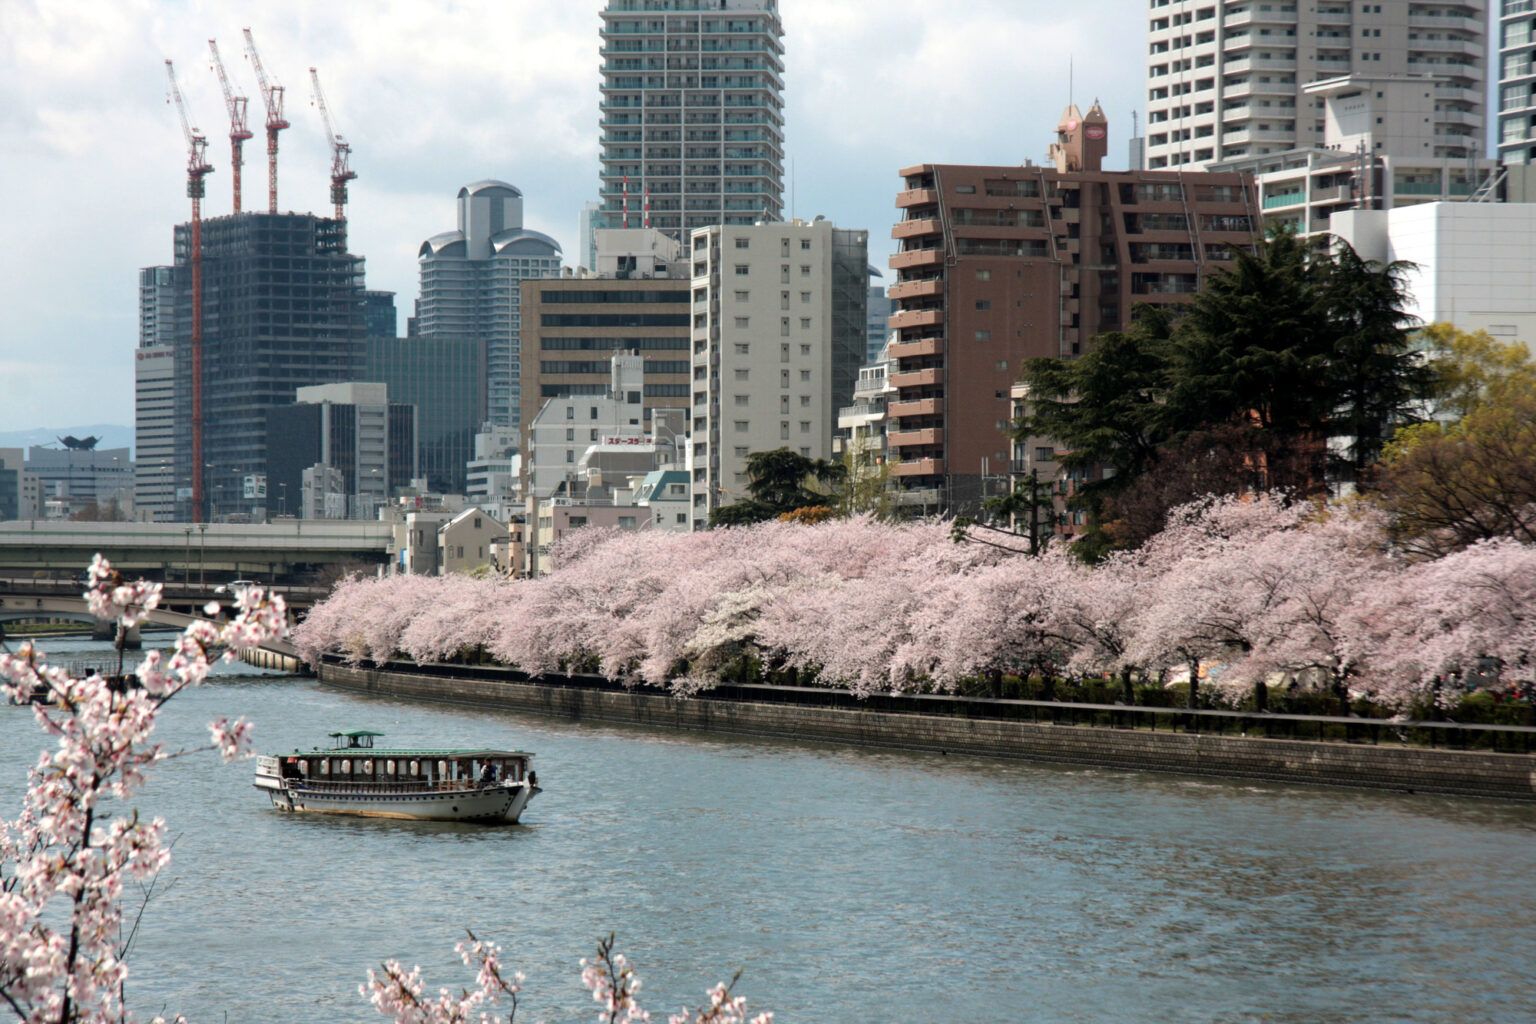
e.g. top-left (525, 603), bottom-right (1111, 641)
top-left (0, 520), bottom-right (391, 584)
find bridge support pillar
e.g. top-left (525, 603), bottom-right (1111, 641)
top-left (91, 621), bottom-right (141, 649)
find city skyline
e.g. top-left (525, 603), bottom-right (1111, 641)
top-left (1, 0), bottom-right (1145, 433)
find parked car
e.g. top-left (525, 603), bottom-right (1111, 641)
top-left (214, 579), bottom-right (257, 596)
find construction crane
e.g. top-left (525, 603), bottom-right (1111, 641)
top-left (208, 39), bottom-right (252, 213)
top-left (241, 27), bottom-right (288, 214)
top-left (165, 59), bottom-right (215, 524)
top-left (308, 66), bottom-right (357, 229)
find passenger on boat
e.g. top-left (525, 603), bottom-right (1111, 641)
top-left (479, 763), bottom-right (497, 787)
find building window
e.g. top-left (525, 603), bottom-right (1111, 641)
top-left (976, 330), bottom-right (991, 341)
top-left (734, 420), bottom-right (749, 432)
top-left (780, 422), bottom-right (790, 439)
top-left (781, 291), bottom-right (790, 309)
top-left (800, 265), bottom-right (811, 276)
top-left (735, 342), bottom-right (750, 354)
top-left (781, 318), bottom-right (790, 337)
top-left (565, 450), bottom-right (574, 463)
top-left (735, 264), bottom-right (749, 276)
top-left (799, 421), bottom-right (810, 433)
top-left (780, 394), bottom-right (790, 412)
top-left (590, 407), bottom-right (599, 419)
top-left (976, 269), bottom-right (991, 281)
top-left (781, 343), bottom-right (790, 362)
top-left (781, 237), bottom-right (790, 256)
top-left (800, 344), bottom-right (811, 355)
top-left (566, 407), bottom-right (575, 419)
top-left (800, 291), bottom-right (811, 303)
top-left (800, 394), bottom-right (811, 406)
top-left (734, 290), bottom-right (749, 301)
top-left (566, 428), bottom-right (575, 441)
top-left (800, 238), bottom-right (811, 250)
top-left (734, 446), bottom-right (749, 457)
top-left (734, 369), bottom-right (749, 380)
top-left (590, 429), bottom-right (599, 441)
top-left (735, 237), bottom-right (750, 249)
top-left (735, 316), bottom-right (750, 328)
top-left (780, 369), bottom-right (790, 387)
top-left (619, 516), bottom-right (637, 528)
top-left (976, 299), bottom-right (991, 311)
top-left (734, 394), bottom-right (749, 406)
top-left (799, 370), bottom-right (811, 381)
top-left (800, 317), bottom-right (811, 330)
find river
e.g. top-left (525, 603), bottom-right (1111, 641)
top-left (2, 637), bottom-right (1534, 1023)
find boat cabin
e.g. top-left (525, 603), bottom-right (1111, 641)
top-left (267, 730), bottom-right (536, 791)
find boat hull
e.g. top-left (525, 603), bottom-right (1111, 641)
top-left (255, 779), bottom-right (537, 824)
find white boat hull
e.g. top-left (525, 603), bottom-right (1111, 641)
top-left (255, 778), bottom-right (537, 824)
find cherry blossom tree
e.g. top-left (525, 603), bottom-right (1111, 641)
top-left (0, 556), bottom-right (286, 1024)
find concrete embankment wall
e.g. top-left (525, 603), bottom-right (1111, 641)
top-left (239, 646), bottom-right (307, 674)
top-left (317, 661), bottom-right (1536, 802)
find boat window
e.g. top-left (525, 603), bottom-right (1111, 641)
top-left (319, 760), bottom-right (329, 775)
top-left (362, 760), bottom-right (373, 775)
top-left (409, 760), bottom-right (419, 775)
top-left (386, 760), bottom-right (396, 774)
top-left (340, 760), bottom-right (351, 773)
top-left (298, 761), bottom-right (308, 775)
top-left (438, 760), bottom-right (448, 778)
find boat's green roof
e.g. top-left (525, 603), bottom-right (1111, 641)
top-left (328, 729), bottom-right (386, 738)
top-left (299, 747), bottom-right (535, 759)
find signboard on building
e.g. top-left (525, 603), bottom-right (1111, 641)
top-left (243, 474), bottom-right (267, 499)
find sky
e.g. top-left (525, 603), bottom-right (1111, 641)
top-left (0, 0), bottom-right (1146, 433)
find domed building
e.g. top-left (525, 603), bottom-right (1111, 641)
top-left (416, 181), bottom-right (562, 432)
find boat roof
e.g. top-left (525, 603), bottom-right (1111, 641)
top-left (329, 729), bottom-right (385, 739)
top-left (302, 747), bottom-right (535, 759)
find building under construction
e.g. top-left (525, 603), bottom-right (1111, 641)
top-left (169, 211), bottom-right (366, 520)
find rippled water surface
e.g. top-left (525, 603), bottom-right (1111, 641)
top-left (3, 637), bottom-right (1534, 1023)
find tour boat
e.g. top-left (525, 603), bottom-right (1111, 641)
top-left (254, 729), bottom-right (540, 824)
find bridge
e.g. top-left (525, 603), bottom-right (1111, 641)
top-left (0, 582), bottom-right (306, 664)
top-left (0, 519), bottom-right (392, 585)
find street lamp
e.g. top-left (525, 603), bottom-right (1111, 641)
top-left (278, 482), bottom-right (287, 517)
top-left (198, 523), bottom-right (208, 586)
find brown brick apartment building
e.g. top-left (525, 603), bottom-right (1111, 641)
top-left (888, 103), bottom-right (1260, 511)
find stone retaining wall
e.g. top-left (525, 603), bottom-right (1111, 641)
top-left (318, 661), bottom-right (1536, 802)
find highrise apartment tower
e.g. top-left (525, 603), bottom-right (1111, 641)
top-left (597, 0), bottom-right (785, 242)
top-left (1144, 0), bottom-right (1485, 170)
top-left (1500, 0), bottom-right (1536, 165)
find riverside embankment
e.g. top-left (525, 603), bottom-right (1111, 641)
top-left (317, 657), bottom-right (1536, 802)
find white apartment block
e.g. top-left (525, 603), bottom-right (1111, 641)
top-left (1145, 0), bottom-right (1486, 171)
top-left (133, 345), bottom-right (176, 522)
top-left (1332, 201), bottom-right (1536, 341)
top-left (597, 0), bottom-right (785, 243)
top-left (688, 219), bottom-right (868, 528)
top-left (523, 353), bottom-right (646, 500)
top-left (1500, 0), bottom-right (1536, 164)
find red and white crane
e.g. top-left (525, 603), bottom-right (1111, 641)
top-left (308, 66), bottom-right (357, 229)
top-left (165, 58), bottom-right (214, 524)
top-left (241, 27), bottom-right (288, 214)
top-left (208, 38), bottom-right (252, 213)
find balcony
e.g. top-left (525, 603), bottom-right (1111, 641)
top-left (890, 367), bottom-right (942, 389)
top-left (888, 397), bottom-right (942, 418)
top-left (891, 458), bottom-right (945, 478)
top-left (892, 217), bottom-right (942, 240)
top-left (896, 188), bottom-right (939, 208)
top-left (888, 336), bottom-right (941, 359)
top-left (888, 278), bottom-right (942, 300)
top-left (888, 428), bottom-right (944, 448)
top-left (889, 248), bottom-right (943, 270)
top-left (887, 308), bottom-right (943, 330)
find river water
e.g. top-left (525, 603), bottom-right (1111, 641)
top-left (2, 637), bottom-right (1534, 1023)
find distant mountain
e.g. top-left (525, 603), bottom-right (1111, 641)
top-left (0, 425), bottom-right (135, 459)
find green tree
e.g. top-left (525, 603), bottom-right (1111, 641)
top-left (1373, 378), bottom-right (1536, 557)
top-left (1416, 322), bottom-right (1536, 421)
top-left (708, 448), bottom-right (846, 527)
top-left (831, 444), bottom-right (898, 521)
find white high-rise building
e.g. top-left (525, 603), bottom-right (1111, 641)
top-left (1144, 0), bottom-right (1485, 171)
top-left (134, 266), bottom-right (177, 521)
top-left (1499, 0), bottom-right (1536, 165)
top-left (416, 181), bottom-right (562, 432)
top-left (597, 0), bottom-right (785, 243)
top-left (688, 219), bottom-right (868, 528)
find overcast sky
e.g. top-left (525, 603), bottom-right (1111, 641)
top-left (0, 0), bottom-right (1145, 433)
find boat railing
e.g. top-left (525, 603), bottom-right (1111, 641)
top-left (289, 778), bottom-right (520, 795)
